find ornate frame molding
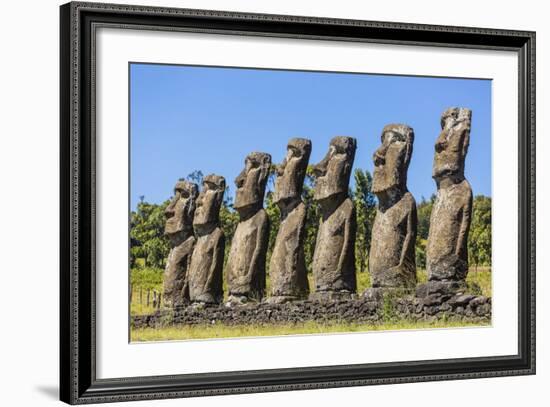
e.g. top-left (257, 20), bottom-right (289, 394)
top-left (60, 2), bottom-right (535, 404)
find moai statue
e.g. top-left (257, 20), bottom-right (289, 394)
top-left (424, 107), bottom-right (473, 294)
top-left (310, 136), bottom-right (357, 301)
top-left (226, 152), bottom-right (271, 304)
top-left (163, 180), bottom-right (198, 308)
top-left (188, 175), bottom-right (226, 304)
top-left (368, 124), bottom-right (417, 291)
top-left (267, 138), bottom-right (312, 303)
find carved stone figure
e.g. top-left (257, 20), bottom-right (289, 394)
top-left (226, 152), bottom-right (271, 304)
top-left (188, 175), bottom-right (226, 304)
top-left (369, 124), bottom-right (417, 290)
top-left (311, 136), bottom-right (357, 300)
top-left (426, 107), bottom-right (473, 284)
top-left (267, 138), bottom-right (312, 303)
top-left (163, 180), bottom-right (198, 307)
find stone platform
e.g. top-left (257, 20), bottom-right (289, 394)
top-left (131, 292), bottom-right (491, 329)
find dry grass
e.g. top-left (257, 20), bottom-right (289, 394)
top-left (131, 319), bottom-right (490, 342)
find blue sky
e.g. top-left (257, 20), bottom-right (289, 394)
top-left (130, 63), bottom-right (491, 210)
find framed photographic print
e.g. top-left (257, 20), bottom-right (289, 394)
top-left (60, 1), bottom-right (535, 404)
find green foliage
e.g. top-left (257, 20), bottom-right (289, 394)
top-left (381, 294), bottom-right (397, 322)
top-left (356, 270), bottom-right (371, 293)
top-left (468, 195), bottom-right (492, 268)
top-left (186, 170), bottom-right (204, 185)
top-left (415, 196), bottom-right (433, 269)
top-left (302, 165), bottom-right (321, 274)
top-left (219, 197), bottom-right (239, 269)
top-left (352, 169), bottom-right (376, 273)
top-left (467, 266), bottom-right (492, 297)
top-left (264, 189), bottom-right (281, 273)
top-left (130, 200), bottom-right (170, 269)
top-left (415, 238), bottom-right (427, 270)
top-left (130, 267), bottom-right (163, 290)
top-left (415, 194), bottom-right (491, 270)
top-left (130, 266), bottom-right (164, 315)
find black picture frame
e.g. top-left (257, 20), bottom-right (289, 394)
top-left (60, 1), bottom-right (536, 404)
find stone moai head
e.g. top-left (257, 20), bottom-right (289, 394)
top-left (273, 138), bottom-right (312, 205)
top-left (193, 174), bottom-right (225, 228)
top-left (313, 136), bottom-right (357, 201)
top-left (164, 180), bottom-right (199, 237)
top-left (433, 107), bottom-right (472, 183)
top-left (372, 124), bottom-right (414, 195)
top-left (234, 152), bottom-right (272, 213)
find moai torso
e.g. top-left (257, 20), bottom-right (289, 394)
top-left (426, 107), bottom-right (473, 283)
top-left (427, 179), bottom-right (472, 280)
top-left (164, 238), bottom-right (195, 306)
top-left (370, 193), bottom-right (417, 288)
top-left (226, 152), bottom-right (272, 303)
top-left (268, 138), bottom-right (311, 302)
top-left (369, 124), bottom-right (417, 289)
top-left (312, 196), bottom-right (356, 293)
top-left (188, 175), bottom-right (226, 304)
top-left (226, 209), bottom-right (269, 299)
top-left (270, 201), bottom-right (309, 300)
top-left (163, 180), bottom-right (198, 307)
top-left (311, 136), bottom-right (357, 298)
top-left (188, 227), bottom-right (225, 303)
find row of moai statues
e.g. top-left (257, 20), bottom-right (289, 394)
top-left (162, 107), bottom-right (473, 307)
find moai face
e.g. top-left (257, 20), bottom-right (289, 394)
top-left (313, 136), bottom-right (357, 202)
top-left (273, 138), bottom-right (312, 205)
top-left (164, 180), bottom-right (198, 237)
top-left (433, 107), bottom-right (472, 182)
top-left (193, 175), bottom-right (225, 227)
top-left (234, 152), bottom-right (272, 212)
top-left (372, 124), bottom-right (414, 195)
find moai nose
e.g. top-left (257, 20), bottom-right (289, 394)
top-left (165, 200), bottom-right (176, 219)
top-left (435, 132), bottom-right (447, 153)
top-left (235, 170), bottom-right (246, 188)
top-left (312, 155), bottom-right (329, 177)
top-left (373, 146), bottom-right (386, 166)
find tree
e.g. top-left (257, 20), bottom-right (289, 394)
top-left (415, 196), bottom-right (434, 269)
top-left (352, 168), bottom-right (376, 273)
top-left (414, 193), bottom-right (492, 271)
top-left (302, 165), bottom-right (321, 274)
top-left (264, 191), bottom-right (280, 273)
top-left (130, 199), bottom-right (170, 269)
top-left (264, 166), bottom-right (280, 273)
top-left (218, 185), bottom-right (239, 268)
top-left (186, 170), bottom-right (204, 185)
top-left (468, 195), bottom-right (492, 269)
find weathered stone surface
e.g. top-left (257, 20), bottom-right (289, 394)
top-left (268, 138), bottom-right (311, 303)
top-left (132, 294), bottom-right (491, 329)
top-left (188, 175), bottom-right (226, 304)
top-left (226, 152), bottom-right (271, 304)
top-left (311, 136), bottom-right (357, 299)
top-left (416, 280), bottom-right (466, 298)
top-left (369, 124), bottom-right (417, 289)
top-left (163, 180), bottom-right (198, 307)
top-left (427, 108), bottom-right (473, 282)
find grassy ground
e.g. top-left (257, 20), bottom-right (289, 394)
top-left (130, 267), bottom-right (492, 316)
top-left (131, 319), bottom-right (490, 342)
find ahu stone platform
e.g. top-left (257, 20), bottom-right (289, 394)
top-left (132, 292), bottom-right (491, 329)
